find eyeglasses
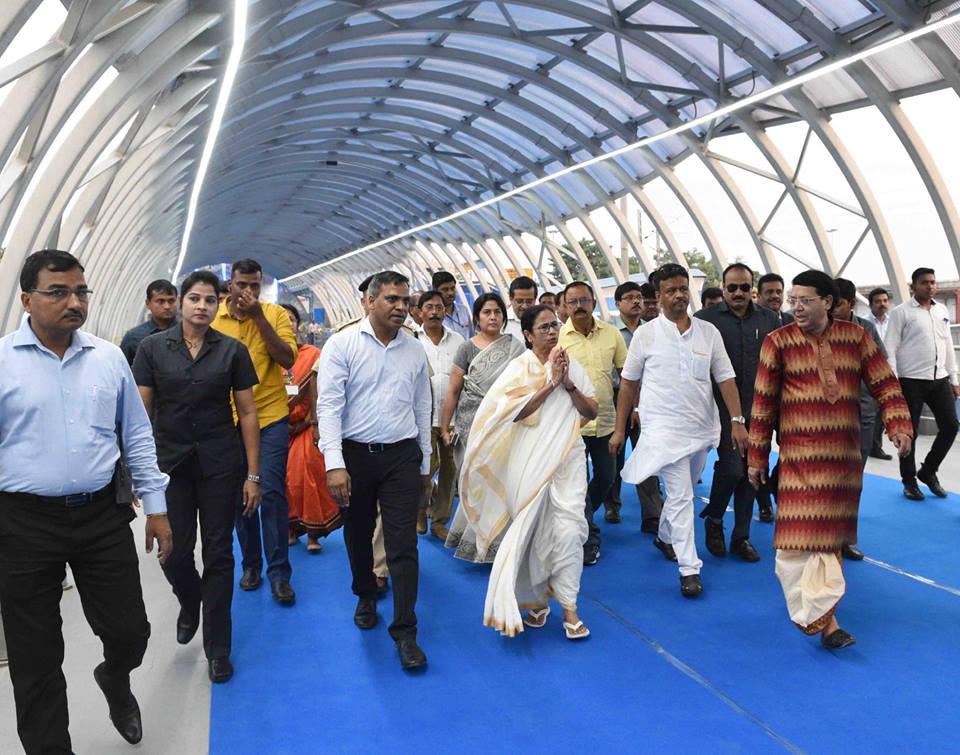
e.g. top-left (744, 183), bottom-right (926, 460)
top-left (786, 296), bottom-right (824, 309)
top-left (567, 297), bottom-right (594, 307)
top-left (725, 283), bottom-right (752, 294)
top-left (619, 294), bottom-right (643, 304)
top-left (29, 287), bottom-right (93, 301)
top-left (532, 321), bottom-right (561, 333)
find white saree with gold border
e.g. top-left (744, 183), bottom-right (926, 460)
top-left (446, 350), bottom-right (592, 636)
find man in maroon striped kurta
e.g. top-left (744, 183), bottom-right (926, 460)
top-left (747, 271), bottom-right (913, 650)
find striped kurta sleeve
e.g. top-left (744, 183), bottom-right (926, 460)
top-left (748, 332), bottom-right (782, 473)
top-left (859, 327), bottom-right (913, 440)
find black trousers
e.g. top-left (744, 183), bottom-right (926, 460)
top-left (342, 439), bottom-right (421, 642)
top-left (162, 454), bottom-right (240, 660)
top-left (0, 490), bottom-right (150, 755)
top-left (583, 433), bottom-right (615, 552)
top-left (898, 377), bottom-right (959, 483)
top-left (700, 422), bottom-right (753, 544)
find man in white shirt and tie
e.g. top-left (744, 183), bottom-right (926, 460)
top-left (504, 276), bottom-right (538, 341)
top-left (884, 267), bottom-right (959, 501)
top-left (318, 271), bottom-right (432, 671)
top-left (416, 290), bottom-right (464, 540)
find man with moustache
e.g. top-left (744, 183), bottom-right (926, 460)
top-left (504, 276), bottom-right (538, 341)
top-left (212, 259), bottom-right (298, 605)
top-left (757, 273), bottom-right (794, 327)
top-left (559, 281), bottom-right (628, 565)
top-left (700, 287), bottom-right (723, 309)
top-left (866, 287), bottom-right (893, 459)
top-left (416, 290), bottom-right (464, 539)
top-left (318, 271), bottom-right (432, 670)
top-left (556, 290), bottom-right (569, 324)
top-left (695, 263), bottom-right (778, 562)
top-left (612, 264), bottom-right (747, 597)
top-left (638, 281), bottom-right (660, 323)
top-left (120, 279), bottom-right (178, 365)
top-left (885, 267), bottom-right (959, 500)
top-left (604, 281), bottom-right (663, 531)
top-left (0, 250), bottom-right (172, 753)
top-left (539, 291), bottom-right (557, 310)
top-left (432, 270), bottom-right (473, 339)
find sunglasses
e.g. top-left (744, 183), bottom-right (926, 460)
top-left (725, 283), bottom-right (752, 294)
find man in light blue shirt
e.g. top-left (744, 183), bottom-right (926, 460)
top-left (433, 270), bottom-right (474, 339)
top-left (318, 270), bottom-right (432, 672)
top-left (0, 250), bottom-right (170, 754)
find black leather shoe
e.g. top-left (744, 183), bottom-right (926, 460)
top-left (397, 639), bottom-right (427, 671)
top-left (758, 504), bottom-right (774, 523)
top-left (903, 482), bottom-right (925, 501)
top-left (680, 574), bottom-right (703, 598)
top-left (583, 546), bottom-right (600, 566)
top-left (604, 505), bottom-right (621, 524)
top-left (271, 580), bottom-right (296, 606)
top-left (730, 539), bottom-right (760, 562)
top-left (239, 567), bottom-right (262, 591)
top-left (93, 663), bottom-right (142, 745)
top-left (208, 657), bottom-right (234, 683)
top-left (354, 597), bottom-right (377, 629)
top-left (821, 628), bottom-right (856, 650)
top-left (176, 608), bottom-right (199, 645)
top-left (841, 543), bottom-right (864, 561)
top-left (704, 518), bottom-right (726, 557)
top-left (918, 470), bottom-right (948, 498)
top-left (653, 537), bottom-right (677, 562)
top-left (870, 447), bottom-right (893, 460)
top-left (640, 517), bottom-right (659, 534)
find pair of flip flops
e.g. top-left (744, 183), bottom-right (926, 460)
top-left (522, 607), bottom-right (590, 640)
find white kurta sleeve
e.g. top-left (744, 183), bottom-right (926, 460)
top-left (707, 323), bottom-right (736, 383)
top-left (621, 327), bottom-right (647, 382)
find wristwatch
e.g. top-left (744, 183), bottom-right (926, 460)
top-left (730, 416), bottom-right (746, 425)
top-left (246, 474), bottom-right (262, 484)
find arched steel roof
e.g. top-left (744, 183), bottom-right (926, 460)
top-left (0, 0), bottom-right (959, 335)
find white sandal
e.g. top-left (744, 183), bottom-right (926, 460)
top-left (563, 620), bottom-right (590, 640)
top-left (523, 606), bottom-right (550, 628)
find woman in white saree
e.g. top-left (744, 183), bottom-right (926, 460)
top-left (447, 305), bottom-right (598, 639)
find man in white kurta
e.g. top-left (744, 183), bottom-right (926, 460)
top-left (611, 265), bottom-right (745, 597)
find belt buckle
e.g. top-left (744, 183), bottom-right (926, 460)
top-left (65, 493), bottom-right (91, 507)
top-left (367, 442), bottom-right (384, 453)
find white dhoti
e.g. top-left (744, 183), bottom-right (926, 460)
top-left (774, 550), bottom-right (846, 635)
top-left (447, 350), bottom-right (595, 637)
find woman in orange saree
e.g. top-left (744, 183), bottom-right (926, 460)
top-left (282, 306), bottom-right (342, 552)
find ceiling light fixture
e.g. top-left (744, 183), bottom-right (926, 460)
top-left (278, 12), bottom-right (960, 288)
top-left (172, 0), bottom-right (248, 281)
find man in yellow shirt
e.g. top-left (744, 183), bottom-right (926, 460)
top-left (558, 281), bottom-right (628, 566)
top-left (212, 259), bottom-right (298, 605)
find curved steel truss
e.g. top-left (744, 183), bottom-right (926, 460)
top-left (0, 0), bottom-right (959, 335)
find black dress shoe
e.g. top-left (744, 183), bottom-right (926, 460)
top-left (918, 470), bottom-right (948, 498)
top-left (583, 546), bottom-right (600, 566)
top-left (653, 537), bottom-right (677, 562)
top-left (821, 628), bottom-right (856, 650)
top-left (758, 504), bottom-right (774, 523)
top-left (730, 539), bottom-right (760, 562)
top-left (704, 518), bottom-right (726, 557)
top-left (903, 482), bottom-right (925, 501)
top-left (176, 608), bottom-right (199, 645)
top-left (841, 543), bottom-right (864, 561)
top-left (640, 517), bottom-right (660, 534)
top-left (208, 657), bottom-right (234, 683)
top-left (680, 574), bottom-right (703, 598)
top-left (354, 597), bottom-right (378, 629)
top-left (239, 567), bottom-right (262, 591)
top-left (870, 447), bottom-right (893, 460)
top-left (604, 505), bottom-right (621, 524)
top-left (271, 580), bottom-right (296, 606)
top-left (93, 663), bottom-right (142, 745)
top-left (397, 639), bottom-right (427, 671)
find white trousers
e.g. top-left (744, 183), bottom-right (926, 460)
top-left (658, 449), bottom-right (708, 577)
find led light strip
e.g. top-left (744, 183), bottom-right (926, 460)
top-left (280, 11), bottom-right (960, 288)
top-left (172, 0), bottom-right (248, 281)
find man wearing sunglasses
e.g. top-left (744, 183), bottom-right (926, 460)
top-left (0, 250), bottom-right (171, 753)
top-left (694, 263), bottom-right (779, 563)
